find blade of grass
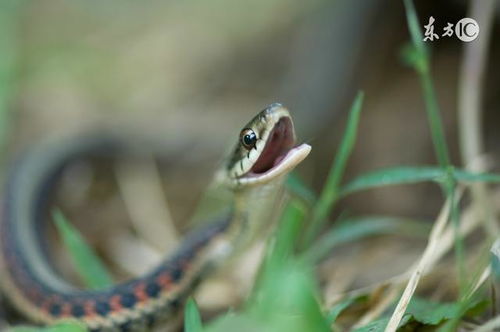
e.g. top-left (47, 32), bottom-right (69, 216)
top-left (341, 166), bottom-right (500, 196)
top-left (185, 298), bottom-right (203, 332)
top-left (385, 192), bottom-right (452, 332)
top-left (436, 295), bottom-right (487, 332)
top-left (341, 167), bottom-right (444, 195)
top-left (213, 202), bottom-right (329, 332)
top-left (271, 199), bottom-right (307, 262)
top-left (251, 199), bottom-right (306, 299)
top-left (453, 169), bottom-right (500, 183)
top-left (445, 175), bottom-right (466, 294)
top-left (303, 216), bottom-right (429, 262)
top-left (52, 209), bottom-right (113, 289)
top-left (491, 239), bottom-right (500, 281)
top-left (303, 91), bottom-right (364, 247)
top-left (327, 296), bottom-right (364, 324)
top-left (403, 0), bottom-right (449, 168)
top-left (403, 0), bottom-right (465, 298)
top-left (251, 260), bottom-right (331, 332)
top-left (286, 173), bottom-right (316, 205)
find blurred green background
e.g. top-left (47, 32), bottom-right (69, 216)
top-left (1, 0), bottom-right (499, 330)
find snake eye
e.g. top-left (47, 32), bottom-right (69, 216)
top-left (240, 128), bottom-right (257, 150)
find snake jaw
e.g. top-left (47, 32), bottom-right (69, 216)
top-left (241, 143), bottom-right (311, 186)
top-left (250, 117), bottom-right (295, 174)
top-left (227, 104), bottom-right (311, 187)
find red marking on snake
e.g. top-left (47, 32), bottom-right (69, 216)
top-left (61, 303), bottom-right (72, 317)
top-left (41, 299), bottom-right (51, 314)
top-left (110, 295), bottom-right (123, 312)
top-left (134, 283), bottom-right (148, 302)
top-left (156, 273), bottom-right (172, 289)
top-left (84, 300), bottom-right (97, 317)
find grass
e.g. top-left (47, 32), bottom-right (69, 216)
top-left (403, 0), bottom-right (465, 295)
top-left (0, 1), bottom-right (21, 162)
top-left (52, 209), bottom-right (114, 289)
top-left (3, 0), bottom-right (500, 331)
top-left (303, 91), bottom-right (364, 248)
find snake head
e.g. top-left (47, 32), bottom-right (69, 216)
top-left (221, 103), bottom-right (311, 189)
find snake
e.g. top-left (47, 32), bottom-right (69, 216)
top-left (0, 103), bottom-right (311, 332)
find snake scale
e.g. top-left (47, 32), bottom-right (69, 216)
top-left (0, 104), bottom-right (311, 331)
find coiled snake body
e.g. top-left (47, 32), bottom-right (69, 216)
top-left (0, 104), bottom-right (311, 331)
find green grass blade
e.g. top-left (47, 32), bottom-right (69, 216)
top-left (342, 167), bottom-right (500, 196)
top-left (251, 261), bottom-right (331, 332)
top-left (452, 169), bottom-right (500, 183)
top-left (352, 315), bottom-right (412, 332)
top-left (403, 0), bottom-right (450, 168)
top-left (271, 199), bottom-right (307, 262)
top-left (491, 239), bottom-right (500, 281)
top-left (341, 166), bottom-right (444, 195)
top-left (185, 298), bottom-right (203, 332)
top-left (326, 296), bottom-right (361, 324)
top-left (303, 216), bottom-right (428, 262)
top-left (303, 91), bottom-right (364, 247)
top-left (285, 173), bottom-right (316, 205)
top-left (52, 209), bottom-right (113, 289)
top-left (403, 0), bottom-right (467, 294)
top-left (251, 199), bottom-right (306, 300)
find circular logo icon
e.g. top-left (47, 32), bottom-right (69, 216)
top-left (455, 18), bottom-right (479, 42)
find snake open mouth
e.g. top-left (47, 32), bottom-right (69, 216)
top-left (251, 117), bottom-right (295, 174)
top-left (243, 117), bottom-right (311, 183)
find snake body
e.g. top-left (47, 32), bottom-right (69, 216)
top-left (0, 104), bottom-right (311, 331)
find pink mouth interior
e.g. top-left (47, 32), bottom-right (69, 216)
top-left (250, 117), bottom-right (295, 174)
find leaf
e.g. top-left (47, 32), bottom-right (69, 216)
top-left (406, 298), bottom-right (458, 325)
top-left (406, 297), bottom-right (488, 326)
top-left (491, 239), bottom-right (500, 281)
top-left (341, 167), bottom-right (500, 196)
top-left (341, 167), bottom-right (444, 195)
top-left (327, 296), bottom-right (365, 323)
top-left (352, 315), bottom-right (412, 332)
top-left (402, 0), bottom-right (428, 73)
top-left (304, 91), bottom-right (364, 246)
top-left (52, 209), bottom-right (113, 289)
top-left (251, 260), bottom-right (331, 332)
top-left (185, 298), bottom-right (203, 332)
top-left (271, 200), bottom-right (306, 262)
top-left (286, 173), bottom-right (316, 205)
top-left (400, 42), bottom-right (426, 72)
top-left (453, 169), bottom-right (500, 183)
top-left (303, 216), bottom-right (429, 262)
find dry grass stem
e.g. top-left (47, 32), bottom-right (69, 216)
top-left (471, 315), bottom-right (500, 332)
top-left (468, 266), bottom-right (491, 298)
top-left (107, 231), bottom-right (163, 276)
top-left (116, 157), bottom-right (179, 252)
top-left (458, 0), bottom-right (499, 236)
top-left (384, 195), bottom-right (453, 331)
top-left (354, 285), bottom-right (400, 328)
